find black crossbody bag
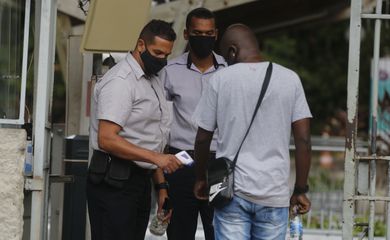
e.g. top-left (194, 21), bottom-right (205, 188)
top-left (207, 62), bottom-right (273, 208)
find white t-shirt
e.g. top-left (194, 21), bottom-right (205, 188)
top-left (193, 62), bottom-right (312, 207)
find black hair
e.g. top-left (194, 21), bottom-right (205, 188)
top-left (186, 7), bottom-right (215, 29)
top-left (139, 19), bottom-right (176, 44)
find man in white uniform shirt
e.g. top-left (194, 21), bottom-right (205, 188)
top-left (160, 7), bottom-right (226, 240)
top-left (87, 20), bottom-right (182, 240)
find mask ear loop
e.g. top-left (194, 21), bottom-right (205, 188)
top-left (138, 38), bottom-right (147, 55)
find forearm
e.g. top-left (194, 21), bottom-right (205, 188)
top-left (194, 128), bottom-right (213, 181)
top-left (292, 118), bottom-right (311, 188)
top-left (152, 169), bottom-right (166, 184)
top-left (294, 138), bottom-right (311, 188)
top-left (99, 132), bottom-right (159, 164)
top-left (194, 144), bottom-right (210, 181)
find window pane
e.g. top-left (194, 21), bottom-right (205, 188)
top-left (0, 0), bottom-right (25, 120)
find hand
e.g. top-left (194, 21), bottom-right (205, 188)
top-left (155, 154), bottom-right (182, 174)
top-left (193, 180), bottom-right (208, 200)
top-left (290, 193), bottom-right (311, 215)
top-left (157, 189), bottom-right (172, 223)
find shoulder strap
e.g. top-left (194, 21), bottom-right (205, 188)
top-left (231, 62), bottom-right (273, 169)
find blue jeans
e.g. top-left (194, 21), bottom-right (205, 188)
top-left (214, 195), bottom-right (288, 240)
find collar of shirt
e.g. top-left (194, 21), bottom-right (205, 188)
top-left (168, 52), bottom-right (226, 74)
top-left (125, 52), bottom-right (146, 80)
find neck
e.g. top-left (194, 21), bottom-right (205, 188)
top-left (240, 53), bottom-right (262, 63)
top-left (132, 51), bottom-right (146, 72)
top-left (190, 52), bottom-right (214, 73)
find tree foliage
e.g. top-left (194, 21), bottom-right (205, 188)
top-left (261, 19), bottom-right (390, 136)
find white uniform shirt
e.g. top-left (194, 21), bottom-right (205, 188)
top-left (90, 53), bottom-right (170, 169)
top-left (160, 52), bottom-right (226, 151)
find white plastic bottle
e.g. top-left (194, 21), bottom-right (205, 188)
top-left (149, 198), bottom-right (171, 236)
top-left (289, 210), bottom-right (303, 240)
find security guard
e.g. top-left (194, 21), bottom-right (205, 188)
top-left (160, 8), bottom-right (226, 240)
top-left (86, 20), bottom-right (182, 240)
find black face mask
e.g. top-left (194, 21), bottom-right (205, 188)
top-left (140, 48), bottom-right (167, 76)
top-left (188, 35), bottom-right (216, 59)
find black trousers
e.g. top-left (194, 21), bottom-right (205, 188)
top-left (166, 147), bottom-right (215, 240)
top-left (86, 164), bottom-right (152, 240)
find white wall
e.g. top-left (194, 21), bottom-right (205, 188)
top-left (0, 129), bottom-right (26, 240)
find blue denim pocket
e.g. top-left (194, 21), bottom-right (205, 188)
top-left (218, 197), bottom-right (243, 219)
top-left (264, 207), bottom-right (289, 226)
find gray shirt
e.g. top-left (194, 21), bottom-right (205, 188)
top-left (160, 52), bottom-right (226, 151)
top-left (90, 53), bottom-right (170, 169)
top-left (193, 62), bottom-right (312, 207)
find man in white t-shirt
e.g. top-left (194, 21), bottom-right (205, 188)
top-left (193, 24), bottom-right (312, 239)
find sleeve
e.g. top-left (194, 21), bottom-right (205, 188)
top-left (192, 75), bottom-right (218, 131)
top-left (97, 77), bottom-right (133, 127)
top-left (158, 67), bottom-right (173, 101)
top-left (292, 76), bottom-right (312, 123)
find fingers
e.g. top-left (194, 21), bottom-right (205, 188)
top-left (290, 194), bottom-right (311, 215)
top-left (193, 186), bottom-right (208, 200)
top-left (289, 195), bottom-right (298, 214)
top-left (163, 166), bottom-right (174, 174)
top-left (193, 181), bottom-right (209, 200)
top-left (162, 164), bottom-right (176, 174)
top-left (297, 200), bottom-right (311, 214)
top-left (194, 191), bottom-right (208, 200)
top-left (163, 155), bottom-right (183, 174)
top-left (156, 208), bottom-right (171, 224)
top-left (170, 155), bottom-right (182, 169)
top-left (296, 194), bottom-right (311, 214)
top-left (161, 209), bottom-right (172, 223)
top-left (289, 206), bottom-right (295, 216)
top-left (298, 205), bottom-right (310, 214)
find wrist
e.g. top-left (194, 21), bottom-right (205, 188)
top-left (158, 189), bottom-right (168, 199)
top-left (293, 184), bottom-right (309, 195)
top-left (149, 151), bottom-right (161, 166)
top-left (155, 181), bottom-right (169, 191)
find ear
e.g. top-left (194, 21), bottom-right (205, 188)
top-left (136, 39), bottom-right (146, 53)
top-left (226, 45), bottom-right (238, 65)
top-left (215, 29), bottom-right (219, 40)
top-left (228, 45), bottom-right (238, 59)
top-left (184, 29), bottom-right (189, 41)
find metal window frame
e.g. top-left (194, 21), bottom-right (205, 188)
top-left (0, 0), bottom-right (31, 125)
top-left (28, 0), bottom-right (57, 239)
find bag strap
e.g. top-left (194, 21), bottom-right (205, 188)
top-left (231, 62), bottom-right (273, 169)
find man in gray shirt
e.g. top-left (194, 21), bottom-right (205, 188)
top-left (87, 20), bottom-right (182, 240)
top-left (193, 24), bottom-right (312, 239)
top-left (159, 8), bottom-right (226, 240)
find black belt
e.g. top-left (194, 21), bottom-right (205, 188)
top-left (93, 150), bottom-right (154, 176)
